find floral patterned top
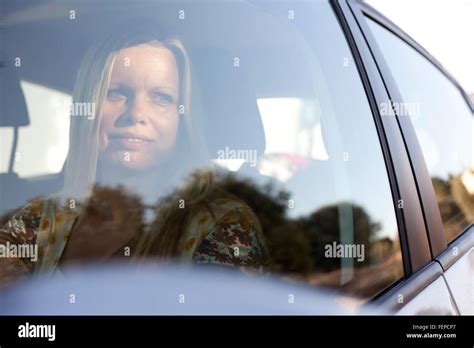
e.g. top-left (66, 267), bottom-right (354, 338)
top-left (0, 195), bottom-right (270, 287)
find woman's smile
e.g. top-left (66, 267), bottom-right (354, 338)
top-left (108, 132), bottom-right (155, 150)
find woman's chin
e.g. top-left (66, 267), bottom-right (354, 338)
top-left (106, 152), bottom-right (159, 173)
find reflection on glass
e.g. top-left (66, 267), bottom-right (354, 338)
top-left (1, 0), bottom-right (403, 300)
top-left (367, 18), bottom-right (474, 242)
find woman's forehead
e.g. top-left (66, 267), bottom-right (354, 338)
top-left (110, 44), bottom-right (179, 90)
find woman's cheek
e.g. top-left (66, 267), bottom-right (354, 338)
top-left (153, 110), bottom-right (180, 147)
top-left (99, 103), bottom-right (118, 152)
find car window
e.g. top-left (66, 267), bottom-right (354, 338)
top-left (1, 0), bottom-right (403, 299)
top-left (0, 81), bottom-right (71, 177)
top-left (366, 18), bottom-right (474, 243)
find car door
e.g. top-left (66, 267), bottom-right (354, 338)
top-left (334, 0), bottom-right (470, 314)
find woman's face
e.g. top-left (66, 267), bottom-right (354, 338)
top-left (99, 43), bottom-right (180, 172)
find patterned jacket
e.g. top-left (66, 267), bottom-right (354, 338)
top-left (0, 195), bottom-right (270, 287)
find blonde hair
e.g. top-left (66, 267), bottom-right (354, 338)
top-left (62, 26), bottom-right (209, 201)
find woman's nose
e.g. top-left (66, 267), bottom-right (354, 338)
top-left (126, 94), bottom-right (147, 124)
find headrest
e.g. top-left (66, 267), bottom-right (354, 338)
top-left (0, 58), bottom-right (29, 127)
top-left (192, 47), bottom-right (266, 158)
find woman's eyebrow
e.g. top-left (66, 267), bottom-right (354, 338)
top-left (107, 83), bottom-right (177, 95)
top-left (150, 86), bottom-right (179, 96)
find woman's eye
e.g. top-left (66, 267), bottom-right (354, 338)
top-left (151, 92), bottom-right (174, 105)
top-left (107, 89), bottom-right (126, 101)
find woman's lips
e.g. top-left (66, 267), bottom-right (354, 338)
top-left (109, 134), bottom-right (154, 150)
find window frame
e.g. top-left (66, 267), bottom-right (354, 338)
top-left (346, 0), bottom-right (473, 259)
top-left (335, 0), bottom-right (474, 309)
top-left (331, 0), bottom-right (432, 281)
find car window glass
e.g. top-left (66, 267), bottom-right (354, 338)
top-left (0, 0), bottom-right (403, 299)
top-left (366, 17), bottom-right (474, 242)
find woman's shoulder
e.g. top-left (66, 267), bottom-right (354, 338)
top-left (180, 195), bottom-right (270, 272)
top-left (0, 197), bottom-right (78, 249)
top-left (0, 198), bottom-right (48, 243)
top-left (181, 196), bottom-right (259, 245)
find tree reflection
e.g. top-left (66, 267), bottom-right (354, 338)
top-left (214, 170), bottom-right (402, 297)
top-left (1, 167), bottom-right (404, 297)
top-left (432, 172), bottom-right (474, 241)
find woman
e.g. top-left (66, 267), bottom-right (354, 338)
top-left (0, 25), bottom-right (270, 286)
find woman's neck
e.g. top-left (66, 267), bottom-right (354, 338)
top-left (96, 164), bottom-right (172, 205)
